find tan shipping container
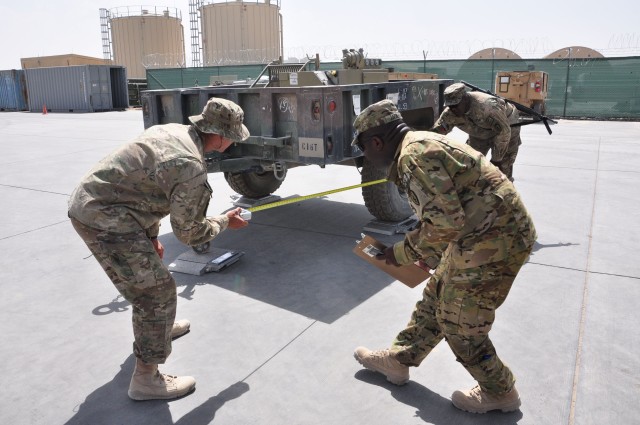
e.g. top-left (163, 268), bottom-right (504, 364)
top-left (21, 54), bottom-right (110, 69)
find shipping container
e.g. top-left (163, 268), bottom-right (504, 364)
top-left (20, 54), bottom-right (111, 69)
top-left (25, 65), bottom-right (129, 113)
top-left (0, 69), bottom-right (28, 111)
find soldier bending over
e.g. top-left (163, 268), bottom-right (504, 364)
top-left (69, 98), bottom-right (250, 401)
top-left (352, 100), bottom-right (536, 414)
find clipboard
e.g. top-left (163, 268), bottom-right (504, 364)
top-left (353, 235), bottom-right (431, 288)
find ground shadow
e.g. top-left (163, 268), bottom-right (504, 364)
top-left (90, 201), bottom-right (582, 324)
top-left (531, 240), bottom-right (579, 253)
top-left (92, 294), bottom-right (130, 315)
top-left (160, 198), bottom-right (402, 324)
top-left (174, 381), bottom-right (249, 425)
top-left (354, 370), bottom-right (524, 425)
top-left (65, 354), bottom-right (249, 425)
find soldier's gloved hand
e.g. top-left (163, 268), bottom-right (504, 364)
top-left (226, 207), bottom-right (249, 229)
top-left (376, 246), bottom-right (400, 267)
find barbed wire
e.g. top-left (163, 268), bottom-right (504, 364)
top-left (201, 48), bottom-right (277, 66)
top-left (281, 35), bottom-right (640, 61)
top-left (607, 33), bottom-right (640, 50)
top-left (182, 35), bottom-right (640, 66)
top-left (143, 53), bottom-right (186, 68)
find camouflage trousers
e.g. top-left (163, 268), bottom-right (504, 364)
top-left (391, 245), bottom-right (532, 394)
top-left (70, 217), bottom-right (176, 364)
top-left (468, 125), bottom-right (521, 181)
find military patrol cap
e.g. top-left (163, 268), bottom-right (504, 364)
top-left (351, 99), bottom-right (403, 145)
top-left (189, 97), bottom-right (250, 143)
top-left (443, 83), bottom-right (467, 106)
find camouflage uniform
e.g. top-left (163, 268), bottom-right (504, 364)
top-left (387, 130), bottom-right (536, 394)
top-left (432, 84), bottom-right (521, 181)
top-left (69, 123), bottom-right (229, 364)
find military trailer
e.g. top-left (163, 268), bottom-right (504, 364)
top-left (141, 54), bottom-right (452, 222)
top-left (495, 70), bottom-right (548, 115)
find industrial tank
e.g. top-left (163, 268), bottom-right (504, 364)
top-left (199, 0), bottom-right (282, 66)
top-left (543, 46), bottom-right (605, 59)
top-left (468, 48), bottom-right (522, 60)
top-left (108, 6), bottom-right (186, 79)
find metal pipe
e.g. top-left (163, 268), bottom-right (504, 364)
top-left (562, 47), bottom-right (572, 117)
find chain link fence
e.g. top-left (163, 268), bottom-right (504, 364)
top-left (147, 56), bottom-right (640, 119)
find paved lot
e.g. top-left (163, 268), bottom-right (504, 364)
top-left (0, 110), bottom-right (638, 425)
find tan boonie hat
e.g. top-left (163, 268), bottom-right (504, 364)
top-left (189, 97), bottom-right (250, 143)
top-left (351, 99), bottom-right (403, 145)
top-left (443, 83), bottom-right (467, 106)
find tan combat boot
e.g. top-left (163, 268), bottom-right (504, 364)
top-left (353, 346), bottom-right (409, 385)
top-left (451, 384), bottom-right (521, 413)
top-left (171, 319), bottom-right (191, 339)
top-left (128, 359), bottom-right (196, 401)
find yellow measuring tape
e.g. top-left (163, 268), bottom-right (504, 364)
top-left (247, 178), bottom-right (388, 213)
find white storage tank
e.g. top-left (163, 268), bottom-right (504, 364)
top-left (107, 6), bottom-right (186, 79)
top-left (199, 0), bottom-right (282, 65)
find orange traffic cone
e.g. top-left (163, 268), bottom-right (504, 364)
top-left (42, 104), bottom-right (48, 114)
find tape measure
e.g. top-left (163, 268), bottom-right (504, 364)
top-left (247, 178), bottom-right (388, 213)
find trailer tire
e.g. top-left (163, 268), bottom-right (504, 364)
top-left (361, 159), bottom-right (413, 222)
top-left (224, 170), bottom-right (285, 198)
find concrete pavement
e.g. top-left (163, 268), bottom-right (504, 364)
top-left (0, 110), bottom-right (638, 424)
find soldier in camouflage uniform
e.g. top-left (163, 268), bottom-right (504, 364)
top-left (351, 100), bottom-right (536, 414)
top-left (68, 98), bottom-right (250, 401)
top-left (431, 82), bottom-right (522, 181)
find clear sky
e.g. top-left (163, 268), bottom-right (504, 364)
top-left (1, 0), bottom-right (639, 70)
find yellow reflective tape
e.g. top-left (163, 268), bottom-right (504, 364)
top-left (247, 178), bottom-right (388, 213)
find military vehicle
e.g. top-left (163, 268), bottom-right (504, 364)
top-left (141, 49), bottom-right (452, 221)
top-left (495, 70), bottom-right (548, 114)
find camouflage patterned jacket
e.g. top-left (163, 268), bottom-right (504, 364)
top-left (432, 92), bottom-right (518, 161)
top-left (68, 124), bottom-right (228, 246)
top-left (389, 131), bottom-right (536, 269)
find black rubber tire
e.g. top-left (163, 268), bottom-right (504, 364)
top-left (224, 170), bottom-right (285, 198)
top-left (361, 159), bottom-right (413, 221)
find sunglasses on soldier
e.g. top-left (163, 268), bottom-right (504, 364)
top-left (356, 132), bottom-right (375, 152)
